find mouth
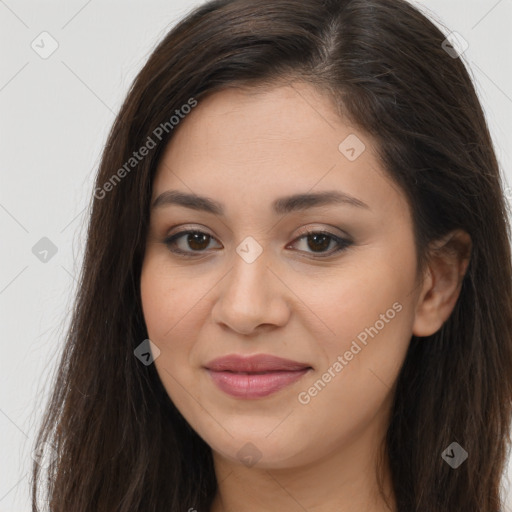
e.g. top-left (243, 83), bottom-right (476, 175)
top-left (204, 354), bottom-right (313, 399)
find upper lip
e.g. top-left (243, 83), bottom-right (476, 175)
top-left (205, 354), bottom-right (312, 372)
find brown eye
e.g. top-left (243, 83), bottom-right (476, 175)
top-left (186, 232), bottom-right (211, 251)
top-left (305, 233), bottom-right (331, 252)
top-left (164, 230), bottom-right (221, 255)
top-left (288, 230), bottom-right (352, 257)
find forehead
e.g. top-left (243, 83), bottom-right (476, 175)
top-left (151, 83), bottom-right (409, 224)
top-left (161, 84), bottom-right (346, 162)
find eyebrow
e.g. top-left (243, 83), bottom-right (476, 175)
top-left (151, 189), bottom-right (370, 215)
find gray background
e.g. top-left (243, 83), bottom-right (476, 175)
top-left (1, 0), bottom-right (511, 509)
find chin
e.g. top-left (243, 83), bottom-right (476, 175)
top-left (207, 431), bottom-right (312, 470)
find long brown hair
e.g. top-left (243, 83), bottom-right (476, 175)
top-left (31, 0), bottom-right (512, 510)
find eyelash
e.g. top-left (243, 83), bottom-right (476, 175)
top-left (162, 228), bottom-right (352, 259)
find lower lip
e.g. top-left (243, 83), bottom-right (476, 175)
top-left (206, 368), bottom-right (311, 399)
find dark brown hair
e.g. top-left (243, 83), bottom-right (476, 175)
top-left (31, 0), bottom-right (512, 511)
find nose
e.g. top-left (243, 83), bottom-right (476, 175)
top-left (211, 246), bottom-right (291, 336)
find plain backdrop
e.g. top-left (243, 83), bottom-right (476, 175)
top-left (1, 0), bottom-right (511, 510)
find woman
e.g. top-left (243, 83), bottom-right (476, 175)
top-left (31, 0), bottom-right (512, 511)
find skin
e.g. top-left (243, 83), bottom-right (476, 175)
top-left (140, 82), bottom-right (471, 512)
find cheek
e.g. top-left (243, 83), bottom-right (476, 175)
top-left (291, 279), bottom-right (414, 459)
top-left (294, 261), bottom-right (415, 351)
top-left (140, 270), bottom-right (173, 341)
top-left (140, 257), bottom-right (200, 341)
top-left (140, 260), bottom-right (198, 404)
top-left (140, 257), bottom-right (213, 383)
top-left (292, 246), bottom-right (417, 402)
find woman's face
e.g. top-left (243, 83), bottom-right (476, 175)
top-left (140, 82), bottom-right (424, 470)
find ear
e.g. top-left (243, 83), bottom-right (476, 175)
top-left (412, 229), bottom-right (472, 337)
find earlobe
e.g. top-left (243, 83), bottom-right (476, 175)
top-left (412, 230), bottom-right (472, 337)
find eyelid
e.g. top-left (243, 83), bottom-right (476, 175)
top-left (165, 223), bottom-right (217, 238)
top-left (293, 224), bottom-right (350, 240)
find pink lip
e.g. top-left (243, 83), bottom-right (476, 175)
top-left (204, 354), bottom-right (312, 399)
